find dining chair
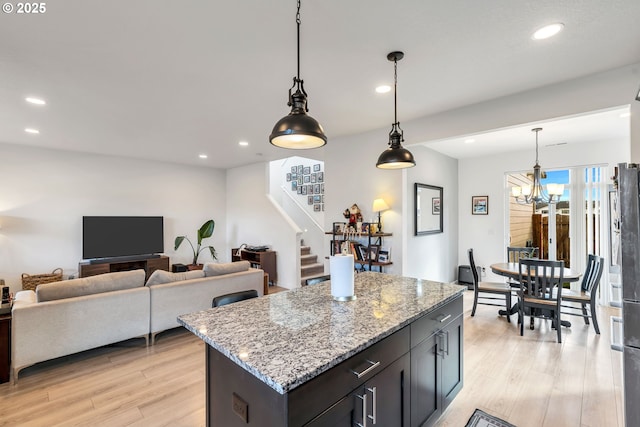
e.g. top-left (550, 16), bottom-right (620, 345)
top-left (506, 246), bottom-right (539, 287)
top-left (305, 275), bottom-right (331, 286)
top-left (212, 290), bottom-right (259, 307)
top-left (468, 248), bottom-right (512, 322)
top-left (559, 254), bottom-right (604, 334)
top-left (518, 258), bottom-right (565, 343)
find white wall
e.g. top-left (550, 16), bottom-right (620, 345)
top-left (0, 143), bottom-right (226, 294)
top-left (457, 138), bottom-right (630, 281)
top-left (227, 162), bottom-right (301, 289)
top-left (405, 146), bottom-right (459, 282)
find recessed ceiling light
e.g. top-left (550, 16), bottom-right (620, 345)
top-left (239, 141), bottom-right (249, 146)
top-left (199, 154), bottom-right (208, 159)
top-left (25, 97), bottom-right (46, 105)
top-left (25, 128), bottom-right (39, 134)
top-left (620, 112), bottom-right (631, 118)
top-left (532, 23), bottom-right (564, 40)
top-left (464, 138), bottom-right (475, 144)
top-left (376, 85), bottom-right (391, 94)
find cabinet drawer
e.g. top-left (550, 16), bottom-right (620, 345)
top-left (411, 296), bottom-right (462, 347)
top-left (288, 326), bottom-right (410, 426)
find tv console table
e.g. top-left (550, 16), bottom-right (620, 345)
top-left (78, 256), bottom-right (169, 281)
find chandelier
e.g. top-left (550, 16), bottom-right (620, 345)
top-left (511, 128), bottom-right (564, 204)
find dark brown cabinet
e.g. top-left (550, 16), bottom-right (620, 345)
top-left (78, 256), bottom-right (169, 281)
top-left (231, 249), bottom-right (277, 285)
top-left (410, 300), bottom-right (463, 427)
top-left (307, 353), bottom-right (410, 427)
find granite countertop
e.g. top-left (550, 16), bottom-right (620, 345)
top-left (178, 271), bottom-right (465, 394)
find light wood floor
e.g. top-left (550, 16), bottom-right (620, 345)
top-left (0, 290), bottom-right (623, 427)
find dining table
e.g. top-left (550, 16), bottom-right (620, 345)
top-left (490, 261), bottom-right (581, 327)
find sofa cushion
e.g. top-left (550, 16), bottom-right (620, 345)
top-left (204, 261), bottom-right (250, 277)
top-left (145, 269), bottom-right (205, 286)
top-left (36, 269), bottom-right (146, 302)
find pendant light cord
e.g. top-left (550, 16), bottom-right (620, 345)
top-left (296, 0), bottom-right (301, 83)
top-left (394, 58), bottom-right (398, 125)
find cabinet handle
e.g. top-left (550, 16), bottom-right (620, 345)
top-left (351, 359), bottom-right (381, 379)
top-left (356, 393), bottom-right (368, 427)
top-left (367, 386), bottom-right (377, 424)
top-left (437, 313), bottom-right (452, 323)
top-left (444, 330), bottom-right (450, 356)
top-left (436, 332), bottom-right (445, 357)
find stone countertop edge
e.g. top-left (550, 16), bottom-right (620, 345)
top-left (177, 272), bottom-right (466, 395)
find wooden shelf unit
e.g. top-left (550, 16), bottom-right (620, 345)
top-left (326, 225), bottom-right (393, 272)
top-left (79, 255), bottom-right (169, 281)
top-left (232, 249), bottom-right (277, 285)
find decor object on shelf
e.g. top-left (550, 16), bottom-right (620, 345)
top-left (415, 183), bottom-right (443, 235)
top-left (343, 203), bottom-right (363, 230)
top-left (376, 51), bottom-right (416, 169)
top-left (372, 198), bottom-right (389, 232)
top-left (511, 128), bottom-right (564, 204)
top-left (471, 195), bottom-right (489, 215)
top-left (269, 0), bottom-right (326, 149)
top-left (174, 219), bottom-right (217, 267)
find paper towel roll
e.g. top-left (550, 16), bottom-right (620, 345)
top-left (330, 254), bottom-right (356, 301)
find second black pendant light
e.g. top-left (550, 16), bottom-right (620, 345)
top-left (376, 51), bottom-right (416, 169)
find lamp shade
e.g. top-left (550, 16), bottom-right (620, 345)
top-left (376, 145), bottom-right (416, 169)
top-left (372, 198), bottom-right (390, 213)
top-left (269, 112), bottom-right (327, 149)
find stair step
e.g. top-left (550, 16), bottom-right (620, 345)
top-left (301, 263), bottom-right (324, 277)
top-left (301, 254), bottom-right (318, 265)
top-left (300, 246), bottom-right (311, 256)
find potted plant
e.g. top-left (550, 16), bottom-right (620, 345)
top-left (174, 219), bottom-right (218, 269)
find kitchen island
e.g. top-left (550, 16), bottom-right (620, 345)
top-left (178, 271), bottom-right (466, 427)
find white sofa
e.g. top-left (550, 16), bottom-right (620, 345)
top-left (148, 261), bottom-right (264, 344)
top-left (11, 261), bottom-right (265, 381)
top-left (11, 269), bottom-right (150, 381)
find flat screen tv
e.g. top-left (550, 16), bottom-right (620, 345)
top-left (82, 216), bottom-right (164, 260)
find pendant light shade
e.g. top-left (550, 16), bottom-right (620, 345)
top-left (269, 0), bottom-right (326, 149)
top-left (376, 51), bottom-right (415, 169)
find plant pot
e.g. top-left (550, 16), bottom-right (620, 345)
top-left (187, 264), bottom-right (204, 271)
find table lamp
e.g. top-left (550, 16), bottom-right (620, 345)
top-left (372, 199), bottom-right (390, 233)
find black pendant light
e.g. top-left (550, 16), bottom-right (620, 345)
top-left (269, 0), bottom-right (327, 149)
top-left (376, 51), bottom-right (416, 169)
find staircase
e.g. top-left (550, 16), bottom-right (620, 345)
top-left (300, 245), bottom-right (325, 286)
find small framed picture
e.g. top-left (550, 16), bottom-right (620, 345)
top-left (314, 204), bottom-right (321, 212)
top-left (334, 222), bottom-right (346, 234)
top-left (291, 181), bottom-right (297, 191)
top-left (304, 175), bottom-right (311, 183)
top-left (361, 222), bottom-right (370, 234)
top-left (297, 165), bottom-right (303, 174)
top-left (308, 196), bottom-right (313, 205)
top-left (314, 184), bottom-right (321, 194)
top-left (472, 196), bottom-right (489, 215)
top-left (286, 173), bottom-right (292, 182)
top-left (303, 166), bottom-right (311, 175)
top-left (311, 173), bottom-right (317, 183)
top-left (291, 166), bottom-right (296, 173)
top-left (318, 172), bottom-right (324, 182)
top-left (378, 247), bottom-right (390, 263)
top-left (301, 185), bottom-right (307, 195)
top-left (297, 186), bottom-right (303, 194)
top-left (291, 173), bottom-right (298, 180)
top-left (368, 245), bottom-right (380, 262)
top-left (432, 197), bottom-right (441, 215)
top-left (357, 245), bottom-right (368, 261)
top-left (297, 177), bottom-right (303, 185)
top-left (313, 195), bottom-right (321, 203)
top-left (313, 164), bottom-right (321, 172)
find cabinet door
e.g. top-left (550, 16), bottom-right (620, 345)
top-left (441, 315), bottom-right (463, 410)
top-left (365, 353), bottom-right (410, 427)
top-left (410, 334), bottom-right (440, 427)
top-left (304, 393), bottom-right (357, 427)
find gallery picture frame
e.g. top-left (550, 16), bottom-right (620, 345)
top-left (471, 195), bottom-right (489, 215)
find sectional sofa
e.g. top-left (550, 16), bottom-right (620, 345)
top-left (10, 261), bottom-right (264, 381)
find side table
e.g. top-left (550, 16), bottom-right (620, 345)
top-left (0, 303), bottom-right (11, 384)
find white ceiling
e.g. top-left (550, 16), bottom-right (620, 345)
top-left (1, 0), bottom-right (639, 169)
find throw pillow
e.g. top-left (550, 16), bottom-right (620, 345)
top-left (204, 261), bottom-right (250, 277)
top-left (145, 269), bottom-right (205, 286)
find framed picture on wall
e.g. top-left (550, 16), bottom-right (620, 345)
top-left (318, 172), bottom-right (324, 182)
top-left (308, 196), bottom-right (313, 205)
top-left (303, 166), bottom-right (311, 175)
top-left (313, 164), bottom-right (321, 172)
top-left (291, 166), bottom-right (296, 173)
top-left (286, 173), bottom-right (292, 182)
top-left (314, 204), bottom-right (321, 212)
top-left (472, 196), bottom-right (489, 215)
